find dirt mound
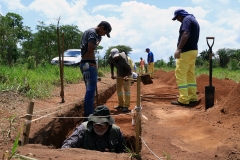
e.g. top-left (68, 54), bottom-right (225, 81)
top-left (155, 70), bottom-right (176, 86)
top-left (205, 82), bottom-right (240, 129)
top-left (196, 74), bottom-right (237, 107)
top-left (219, 82), bottom-right (240, 115)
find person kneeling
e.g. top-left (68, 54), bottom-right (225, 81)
top-left (61, 105), bottom-right (126, 153)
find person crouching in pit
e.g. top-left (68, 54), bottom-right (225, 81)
top-left (61, 105), bottom-right (126, 153)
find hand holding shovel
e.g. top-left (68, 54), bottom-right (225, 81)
top-left (116, 74), bottom-right (153, 85)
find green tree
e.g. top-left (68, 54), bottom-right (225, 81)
top-left (0, 12), bottom-right (25, 66)
top-left (105, 45), bottom-right (132, 58)
top-left (60, 25), bottom-right (82, 49)
top-left (155, 59), bottom-right (166, 68)
top-left (216, 48), bottom-right (231, 68)
top-left (167, 55), bottom-right (175, 68)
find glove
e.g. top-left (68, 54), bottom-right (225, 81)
top-left (83, 63), bottom-right (90, 79)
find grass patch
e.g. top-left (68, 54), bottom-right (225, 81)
top-left (0, 64), bottom-right (111, 99)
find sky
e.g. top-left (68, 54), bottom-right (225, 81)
top-left (0, 0), bottom-right (240, 63)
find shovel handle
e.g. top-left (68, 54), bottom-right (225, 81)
top-left (206, 37), bottom-right (215, 50)
top-left (116, 77), bottom-right (135, 81)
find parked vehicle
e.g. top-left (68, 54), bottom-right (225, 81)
top-left (51, 49), bottom-right (81, 66)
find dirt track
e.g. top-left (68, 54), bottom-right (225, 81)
top-left (1, 70), bottom-right (240, 160)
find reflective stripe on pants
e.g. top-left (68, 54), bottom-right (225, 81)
top-left (175, 50), bottom-right (198, 104)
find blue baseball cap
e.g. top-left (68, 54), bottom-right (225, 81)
top-left (172, 9), bottom-right (189, 20)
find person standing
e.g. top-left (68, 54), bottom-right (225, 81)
top-left (139, 57), bottom-right (145, 75)
top-left (145, 48), bottom-right (154, 79)
top-left (108, 48), bottom-right (132, 112)
top-left (80, 21), bottom-right (112, 118)
top-left (171, 9), bottom-right (200, 106)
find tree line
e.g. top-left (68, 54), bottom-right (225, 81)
top-left (0, 12), bottom-right (82, 67)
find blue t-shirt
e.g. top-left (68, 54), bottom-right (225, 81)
top-left (80, 28), bottom-right (102, 57)
top-left (177, 15), bottom-right (200, 52)
top-left (147, 51), bottom-right (154, 63)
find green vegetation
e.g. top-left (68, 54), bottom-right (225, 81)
top-left (0, 63), bottom-right (111, 99)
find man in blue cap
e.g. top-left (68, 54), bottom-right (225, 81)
top-left (171, 9), bottom-right (200, 106)
top-left (145, 48), bottom-right (154, 79)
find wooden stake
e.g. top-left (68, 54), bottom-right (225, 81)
top-left (22, 101), bottom-right (34, 146)
top-left (135, 76), bottom-right (141, 155)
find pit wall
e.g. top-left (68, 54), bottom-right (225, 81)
top-left (29, 84), bottom-right (116, 148)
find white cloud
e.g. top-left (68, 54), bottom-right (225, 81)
top-left (94, 2), bottom-right (210, 62)
top-left (92, 4), bottom-right (122, 13)
top-left (0, 0), bottom-right (27, 11)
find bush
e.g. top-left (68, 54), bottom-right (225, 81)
top-left (98, 69), bottom-right (104, 77)
top-left (27, 56), bottom-right (35, 69)
top-left (228, 59), bottom-right (239, 71)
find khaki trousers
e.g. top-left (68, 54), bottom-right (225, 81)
top-left (116, 76), bottom-right (131, 108)
top-left (148, 62), bottom-right (154, 78)
top-left (175, 50), bottom-right (198, 104)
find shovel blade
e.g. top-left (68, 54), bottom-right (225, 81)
top-left (141, 74), bottom-right (153, 85)
top-left (205, 86), bottom-right (215, 110)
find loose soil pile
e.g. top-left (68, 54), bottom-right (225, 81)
top-left (0, 70), bottom-right (239, 160)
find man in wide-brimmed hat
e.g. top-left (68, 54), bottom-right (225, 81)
top-left (62, 105), bottom-right (126, 153)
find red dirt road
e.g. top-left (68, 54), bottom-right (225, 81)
top-left (1, 70), bottom-right (239, 160)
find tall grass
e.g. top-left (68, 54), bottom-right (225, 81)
top-left (0, 64), bottom-right (111, 99)
top-left (0, 64), bottom-right (82, 99)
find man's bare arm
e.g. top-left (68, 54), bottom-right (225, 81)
top-left (174, 31), bottom-right (189, 59)
top-left (178, 31), bottom-right (189, 49)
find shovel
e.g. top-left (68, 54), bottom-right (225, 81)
top-left (205, 37), bottom-right (215, 110)
top-left (117, 74), bottom-right (153, 85)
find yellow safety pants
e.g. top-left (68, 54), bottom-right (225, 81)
top-left (175, 50), bottom-right (198, 104)
top-left (148, 62), bottom-right (154, 78)
top-left (116, 76), bottom-right (131, 108)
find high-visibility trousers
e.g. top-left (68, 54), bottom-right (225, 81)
top-left (148, 62), bottom-right (154, 78)
top-left (116, 76), bottom-right (131, 108)
top-left (175, 50), bottom-right (198, 104)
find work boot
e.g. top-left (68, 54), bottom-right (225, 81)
top-left (114, 106), bottom-right (123, 109)
top-left (122, 107), bottom-right (130, 112)
top-left (171, 100), bottom-right (189, 106)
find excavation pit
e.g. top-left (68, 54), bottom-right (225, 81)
top-left (27, 82), bottom-right (137, 153)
